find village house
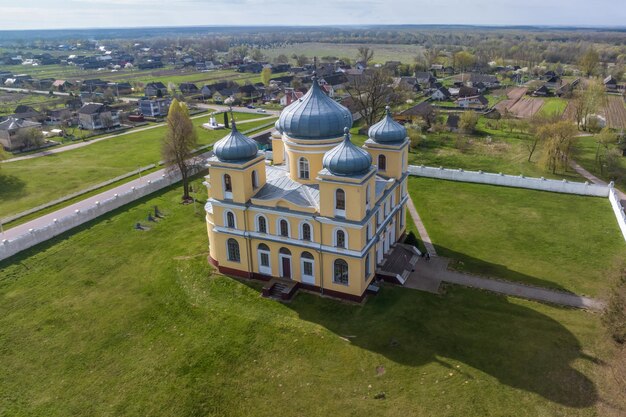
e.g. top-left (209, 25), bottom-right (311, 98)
top-left (0, 117), bottom-right (43, 151)
top-left (145, 82), bottom-right (168, 97)
top-left (456, 94), bottom-right (489, 108)
top-left (138, 97), bottom-right (172, 117)
top-left (179, 82), bottom-right (199, 94)
top-left (431, 86), bottom-right (451, 101)
top-left (77, 103), bottom-right (121, 130)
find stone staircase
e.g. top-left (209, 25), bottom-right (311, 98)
top-left (262, 278), bottom-right (298, 301)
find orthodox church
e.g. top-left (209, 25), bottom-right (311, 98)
top-left (204, 75), bottom-right (410, 301)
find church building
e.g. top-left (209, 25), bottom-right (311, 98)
top-left (204, 75), bottom-right (410, 301)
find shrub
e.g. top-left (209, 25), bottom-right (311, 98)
top-left (602, 265), bottom-right (626, 344)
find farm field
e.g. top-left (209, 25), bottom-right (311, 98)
top-left (408, 177), bottom-right (626, 296)
top-left (0, 91), bottom-right (65, 116)
top-left (506, 97), bottom-right (544, 118)
top-left (264, 42), bottom-right (424, 64)
top-left (0, 114), bottom-right (276, 219)
top-left (563, 94), bottom-right (626, 130)
top-left (539, 97), bottom-right (568, 116)
top-left (494, 86), bottom-right (527, 114)
top-left (603, 95), bottom-right (626, 129)
top-left (0, 180), bottom-right (619, 417)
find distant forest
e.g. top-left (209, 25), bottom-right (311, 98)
top-left (2, 25), bottom-right (626, 68)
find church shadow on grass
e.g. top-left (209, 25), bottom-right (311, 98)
top-left (245, 246), bottom-right (604, 410)
top-left (283, 283), bottom-right (600, 409)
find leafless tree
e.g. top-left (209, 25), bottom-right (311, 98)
top-left (162, 99), bottom-right (198, 201)
top-left (345, 68), bottom-right (395, 126)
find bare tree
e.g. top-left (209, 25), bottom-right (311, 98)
top-left (459, 111), bottom-right (479, 133)
top-left (162, 99), bottom-right (198, 201)
top-left (16, 128), bottom-right (45, 150)
top-left (345, 68), bottom-right (395, 126)
top-left (538, 121), bottom-right (578, 174)
top-left (356, 46), bottom-right (374, 65)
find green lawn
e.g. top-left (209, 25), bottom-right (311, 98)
top-left (574, 134), bottom-right (626, 191)
top-left (539, 97), bottom-right (568, 117)
top-left (409, 177), bottom-right (626, 296)
top-left (0, 180), bottom-right (616, 416)
top-left (0, 114), bottom-right (276, 219)
top-left (407, 119), bottom-right (582, 180)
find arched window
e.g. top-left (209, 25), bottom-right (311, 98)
top-left (298, 157), bottom-right (310, 180)
top-left (378, 154), bottom-right (386, 171)
top-left (366, 184), bottom-right (370, 209)
top-left (279, 219), bottom-right (289, 237)
top-left (335, 189), bottom-right (345, 211)
top-left (257, 215), bottom-right (267, 233)
top-left (225, 211), bottom-right (235, 228)
top-left (251, 170), bottom-right (258, 189)
top-left (258, 243), bottom-right (270, 272)
top-left (336, 229), bottom-right (346, 248)
top-left (301, 222), bottom-right (312, 241)
top-left (301, 251), bottom-right (314, 281)
top-left (227, 238), bottom-right (240, 262)
top-left (333, 259), bottom-right (349, 285)
top-left (223, 174), bottom-right (232, 193)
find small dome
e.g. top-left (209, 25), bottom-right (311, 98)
top-left (274, 119), bottom-right (282, 133)
top-left (323, 128), bottom-right (372, 176)
top-left (368, 106), bottom-right (407, 143)
top-left (277, 75), bottom-right (352, 140)
top-left (213, 121), bottom-right (258, 162)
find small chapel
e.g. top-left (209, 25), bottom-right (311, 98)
top-left (204, 74), bottom-right (411, 301)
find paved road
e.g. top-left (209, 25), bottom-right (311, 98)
top-left (3, 113), bottom-right (275, 163)
top-left (405, 257), bottom-right (605, 310)
top-left (0, 150), bottom-right (208, 241)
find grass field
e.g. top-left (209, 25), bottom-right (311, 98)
top-left (539, 97), bottom-right (568, 117)
top-left (573, 134), bottom-right (626, 191)
top-left (0, 114), bottom-right (276, 219)
top-left (264, 42), bottom-right (423, 64)
top-left (408, 177), bottom-right (626, 296)
top-left (403, 119), bottom-right (583, 180)
top-left (0, 180), bottom-right (618, 417)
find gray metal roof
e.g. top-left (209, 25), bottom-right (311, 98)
top-left (368, 106), bottom-right (407, 143)
top-left (213, 122), bottom-right (259, 163)
top-left (254, 165), bottom-right (320, 209)
top-left (277, 75), bottom-right (352, 140)
top-left (0, 117), bottom-right (41, 131)
top-left (322, 129), bottom-right (373, 177)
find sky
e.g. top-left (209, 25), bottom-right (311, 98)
top-left (2, 0), bottom-right (626, 31)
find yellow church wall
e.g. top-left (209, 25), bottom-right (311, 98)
top-left (319, 179), bottom-right (370, 221)
top-left (271, 137), bottom-right (285, 164)
top-left (208, 159), bottom-right (266, 203)
top-left (210, 232), bottom-right (252, 272)
top-left (367, 148), bottom-right (405, 180)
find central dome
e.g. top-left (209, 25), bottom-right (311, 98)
top-left (277, 75), bottom-right (353, 140)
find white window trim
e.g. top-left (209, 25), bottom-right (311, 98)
top-left (226, 239), bottom-right (240, 262)
top-left (223, 174), bottom-right (233, 199)
top-left (334, 189), bottom-right (346, 217)
top-left (298, 157), bottom-right (310, 180)
top-left (258, 248), bottom-right (272, 275)
top-left (299, 220), bottom-right (314, 241)
top-left (300, 258), bottom-right (315, 284)
top-left (223, 210), bottom-right (237, 229)
top-left (333, 226), bottom-right (348, 249)
top-left (276, 217), bottom-right (291, 238)
top-left (255, 213), bottom-right (269, 233)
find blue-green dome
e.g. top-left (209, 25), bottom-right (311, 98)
top-left (368, 106), bottom-right (407, 143)
top-left (323, 128), bottom-right (372, 176)
top-left (213, 122), bottom-right (258, 162)
top-left (277, 75), bottom-right (352, 140)
top-left (274, 119), bottom-right (282, 133)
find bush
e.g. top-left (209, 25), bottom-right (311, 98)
top-left (602, 265), bottom-right (626, 344)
